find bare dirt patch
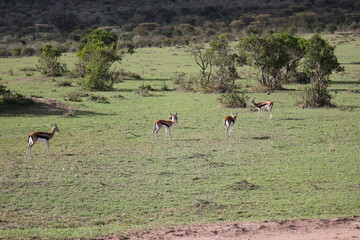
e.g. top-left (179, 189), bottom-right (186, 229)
top-left (112, 217), bottom-right (360, 240)
top-left (31, 97), bottom-right (67, 111)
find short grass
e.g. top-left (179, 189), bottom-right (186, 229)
top-left (0, 33), bottom-right (359, 239)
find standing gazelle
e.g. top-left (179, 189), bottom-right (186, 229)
top-left (152, 113), bottom-right (178, 140)
top-left (224, 113), bottom-right (238, 139)
top-left (27, 124), bottom-right (59, 157)
top-left (250, 98), bottom-right (273, 119)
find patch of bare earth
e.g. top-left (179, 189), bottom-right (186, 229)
top-left (107, 217), bottom-right (360, 240)
top-left (30, 97), bottom-right (68, 113)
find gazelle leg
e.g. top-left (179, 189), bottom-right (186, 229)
top-left (27, 138), bottom-right (34, 157)
top-left (152, 124), bottom-right (161, 141)
top-left (229, 126), bottom-right (234, 137)
top-left (27, 146), bottom-right (31, 157)
top-left (43, 142), bottom-right (47, 154)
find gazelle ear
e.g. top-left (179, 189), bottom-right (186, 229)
top-left (170, 113), bottom-right (172, 115)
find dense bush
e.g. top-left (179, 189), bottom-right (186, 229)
top-left (190, 34), bottom-right (238, 93)
top-left (20, 47), bottom-right (36, 56)
top-left (77, 29), bottom-right (134, 91)
top-left (298, 85), bottom-right (333, 108)
top-left (299, 34), bottom-right (344, 107)
top-left (37, 45), bottom-right (67, 76)
top-left (217, 92), bottom-right (249, 108)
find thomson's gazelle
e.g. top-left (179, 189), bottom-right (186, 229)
top-left (152, 113), bottom-right (178, 140)
top-left (224, 113), bottom-right (238, 139)
top-left (251, 98), bottom-right (273, 119)
top-left (27, 124), bottom-right (59, 157)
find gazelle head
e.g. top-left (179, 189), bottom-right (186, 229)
top-left (232, 113), bottom-right (238, 120)
top-left (52, 124), bottom-right (60, 133)
top-left (169, 113), bottom-right (178, 125)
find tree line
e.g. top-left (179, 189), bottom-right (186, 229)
top-left (34, 29), bottom-right (342, 108)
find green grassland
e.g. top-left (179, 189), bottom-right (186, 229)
top-left (0, 33), bottom-right (359, 239)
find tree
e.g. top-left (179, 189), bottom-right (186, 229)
top-left (77, 29), bottom-right (134, 91)
top-left (189, 34), bottom-right (238, 93)
top-left (238, 33), bottom-right (306, 90)
top-left (300, 34), bottom-right (344, 107)
top-left (37, 45), bottom-right (67, 76)
top-left (326, 24), bottom-right (337, 33)
top-left (47, 10), bottom-right (79, 38)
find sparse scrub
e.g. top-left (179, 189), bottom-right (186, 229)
top-left (172, 72), bottom-right (198, 92)
top-left (135, 84), bottom-right (153, 96)
top-left (87, 94), bottom-right (109, 103)
top-left (64, 91), bottom-right (85, 102)
top-left (55, 79), bottom-right (73, 87)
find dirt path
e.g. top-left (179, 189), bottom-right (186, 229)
top-left (114, 217), bottom-right (360, 240)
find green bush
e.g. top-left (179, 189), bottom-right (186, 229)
top-left (87, 95), bottom-right (109, 103)
top-left (0, 84), bottom-right (33, 105)
top-left (55, 79), bottom-right (73, 87)
top-left (217, 92), bottom-right (249, 108)
top-left (77, 29), bottom-right (134, 91)
top-left (135, 84), bottom-right (153, 96)
top-left (65, 91), bottom-right (85, 102)
top-left (37, 45), bottom-right (67, 76)
top-left (11, 48), bottom-right (21, 57)
top-left (298, 85), bottom-right (333, 108)
top-left (0, 49), bottom-right (11, 58)
top-left (20, 47), bottom-right (35, 56)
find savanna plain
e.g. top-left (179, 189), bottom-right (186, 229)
top-left (0, 33), bottom-right (359, 239)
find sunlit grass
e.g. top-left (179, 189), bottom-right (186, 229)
top-left (0, 33), bottom-right (359, 239)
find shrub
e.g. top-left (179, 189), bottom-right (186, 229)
top-left (0, 49), bottom-right (11, 58)
top-left (172, 72), bottom-right (198, 92)
top-left (135, 84), bottom-right (153, 96)
top-left (0, 84), bottom-right (33, 105)
top-left (11, 48), bottom-right (21, 57)
top-left (217, 92), bottom-right (249, 108)
top-left (37, 45), bottom-right (67, 76)
top-left (55, 79), bottom-right (73, 87)
top-left (77, 29), bottom-right (134, 91)
top-left (19, 66), bottom-right (37, 72)
top-left (300, 34), bottom-right (344, 107)
top-left (298, 85), bottom-right (333, 108)
top-left (118, 69), bottom-right (142, 79)
top-left (87, 95), bottom-right (109, 103)
top-left (20, 47), bottom-right (35, 56)
top-left (65, 91), bottom-right (84, 102)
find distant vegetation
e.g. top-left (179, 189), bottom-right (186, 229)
top-left (0, 0), bottom-right (359, 56)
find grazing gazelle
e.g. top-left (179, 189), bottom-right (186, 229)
top-left (224, 113), bottom-right (238, 139)
top-left (27, 124), bottom-right (59, 157)
top-left (152, 113), bottom-right (178, 140)
top-left (250, 98), bottom-right (273, 119)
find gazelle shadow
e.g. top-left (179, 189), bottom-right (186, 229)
top-left (253, 136), bottom-right (271, 140)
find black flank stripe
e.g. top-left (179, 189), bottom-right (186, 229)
top-left (259, 103), bottom-right (267, 108)
top-left (37, 135), bottom-right (50, 140)
top-left (162, 122), bottom-right (170, 128)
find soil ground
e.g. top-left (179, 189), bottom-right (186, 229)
top-left (110, 217), bottom-right (360, 240)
